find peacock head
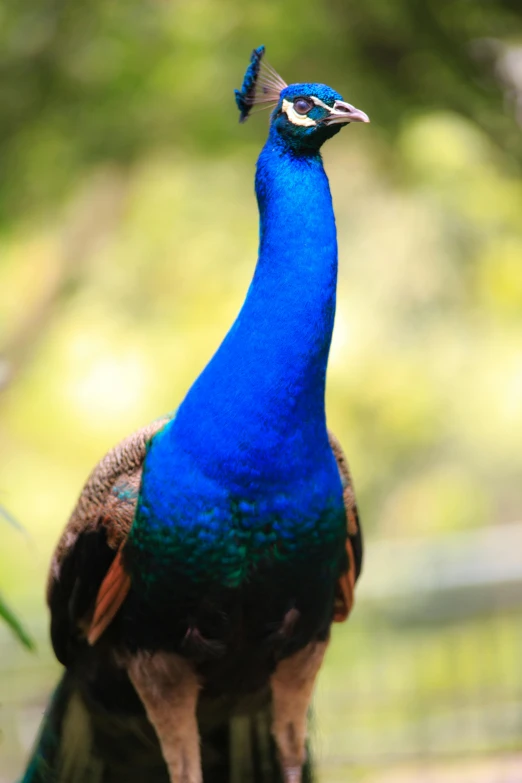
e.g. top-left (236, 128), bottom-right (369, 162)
top-left (235, 46), bottom-right (369, 153)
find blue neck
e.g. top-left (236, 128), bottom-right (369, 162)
top-left (167, 131), bottom-right (338, 491)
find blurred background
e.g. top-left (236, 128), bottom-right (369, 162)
top-left (1, 1), bottom-right (522, 781)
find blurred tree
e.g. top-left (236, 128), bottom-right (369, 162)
top-left (0, 0), bottom-right (520, 222)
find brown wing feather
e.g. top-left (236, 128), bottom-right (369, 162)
top-left (328, 430), bottom-right (362, 623)
top-left (87, 546), bottom-right (131, 645)
top-left (333, 538), bottom-right (356, 622)
top-left (48, 416), bottom-right (169, 602)
top-left (328, 430), bottom-right (359, 537)
top-left (47, 416), bottom-right (169, 662)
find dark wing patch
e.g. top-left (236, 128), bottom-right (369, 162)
top-left (50, 527), bottom-right (117, 665)
top-left (48, 417), bottom-right (169, 664)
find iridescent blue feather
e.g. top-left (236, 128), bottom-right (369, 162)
top-left (234, 45), bottom-right (266, 122)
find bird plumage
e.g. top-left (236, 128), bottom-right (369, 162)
top-left (22, 46), bottom-right (366, 783)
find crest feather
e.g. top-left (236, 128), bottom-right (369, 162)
top-left (235, 45), bottom-right (287, 123)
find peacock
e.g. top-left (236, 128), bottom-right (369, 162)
top-left (21, 46), bottom-right (367, 783)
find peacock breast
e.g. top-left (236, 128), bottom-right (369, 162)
top-left (125, 429), bottom-right (346, 596)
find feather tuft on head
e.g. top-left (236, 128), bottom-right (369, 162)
top-left (235, 45), bottom-right (287, 123)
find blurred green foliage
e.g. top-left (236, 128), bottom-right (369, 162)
top-left (0, 592), bottom-right (34, 651)
top-left (1, 0), bottom-right (522, 779)
top-left (0, 508), bottom-right (34, 649)
top-left (1, 0), bottom-right (521, 219)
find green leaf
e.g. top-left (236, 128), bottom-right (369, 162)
top-left (0, 592), bottom-right (36, 652)
top-left (0, 503), bottom-right (27, 536)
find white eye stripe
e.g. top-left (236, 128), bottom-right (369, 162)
top-left (309, 95), bottom-right (334, 112)
top-left (281, 98), bottom-right (317, 127)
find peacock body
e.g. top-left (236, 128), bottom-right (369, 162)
top-left (22, 46), bottom-right (367, 783)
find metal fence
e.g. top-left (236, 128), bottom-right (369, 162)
top-left (315, 522), bottom-right (522, 781)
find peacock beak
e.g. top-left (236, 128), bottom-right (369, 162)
top-left (324, 100), bottom-right (370, 125)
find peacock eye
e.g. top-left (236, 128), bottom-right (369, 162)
top-left (294, 98), bottom-right (313, 115)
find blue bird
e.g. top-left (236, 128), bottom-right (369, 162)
top-left (22, 46), bottom-right (366, 783)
